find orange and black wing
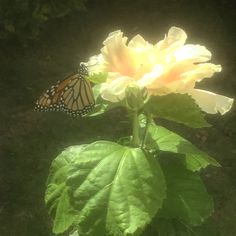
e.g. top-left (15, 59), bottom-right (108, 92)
top-left (35, 73), bottom-right (95, 116)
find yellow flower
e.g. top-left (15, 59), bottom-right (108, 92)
top-left (85, 27), bottom-right (233, 114)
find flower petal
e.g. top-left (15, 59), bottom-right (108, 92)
top-left (188, 89), bottom-right (234, 114)
top-left (100, 73), bottom-right (134, 102)
top-left (180, 63), bottom-right (222, 82)
top-left (156, 27), bottom-right (187, 51)
top-left (101, 30), bottom-right (136, 76)
top-left (128, 34), bottom-right (153, 49)
top-left (127, 34), bottom-right (156, 77)
top-left (175, 44), bottom-right (212, 62)
top-left (137, 64), bottom-right (164, 88)
top-left (167, 26), bottom-right (187, 45)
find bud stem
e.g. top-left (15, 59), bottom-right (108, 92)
top-left (131, 110), bottom-right (140, 147)
top-left (141, 114), bottom-right (152, 148)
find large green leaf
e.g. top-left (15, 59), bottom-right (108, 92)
top-left (154, 218), bottom-right (196, 236)
top-left (158, 160), bottom-right (214, 226)
top-left (144, 94), bottom-right (210, 128)
top-left (69, 230), bottom-right (80, 236)
top-left (144, 121), bottom-right (220, 171)
top-left (67, 141), bottom-right (166, 236)
top-left (153, 218), bottom-right (219, 236)
top-left (52, 187), bottom-right (76, 234)
top-left (45, 145), bottom-right (87, 234)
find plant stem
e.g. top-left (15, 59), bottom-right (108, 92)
top-left (141, 114), bottom-right (151, 148)
top-left (131, 110), bottom-right (140, 147)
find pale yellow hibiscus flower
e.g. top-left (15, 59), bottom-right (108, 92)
top-left (84, 27), bottom-right (233, 115)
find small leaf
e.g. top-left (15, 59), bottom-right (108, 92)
top-left (85, 84), bottom-right (108, 116)
top-left (143, 120), bottom-right (220, 171)
top-left (158, 160), bottom-right (214, 226)
top-left (45, 145), bottom-right (87, 234)
top-left (144, 94), bottom-right (210, 128)
top-left (67, 141), bottom-right (166, 236)
top-left (86, 84), bottom-right (125, 117)
top-left (87, 72), bottom-right (108, 84)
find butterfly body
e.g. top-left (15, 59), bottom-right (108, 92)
top-left (35, 64), bottom-right (95, 116)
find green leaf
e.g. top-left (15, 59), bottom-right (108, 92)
top-left (144, 94), bottom-right (210, 128)
top-left (67, 141), bottom-right (166, 236)
top-left (144, 122), bottom-right (220, 171)
top-left (86, 84), bottom-right (125, 117)
top-left (141, 218), bottom-right (219, 236)
top-left (52, 187), bottom-right (77, 234)
top-left (154, 218), bottom-right (195, 236)
top-left (45, 145), bottom-right (87, 234)
top-left (158, 160), bottom-right (214, 226)
top-left (152, 218), bottom-right (219, 236)
top-left (87, 72), bottom-right (108, 84)
top-left (86, 84), bottom-right (109, 116)
top-left (69, 230), bottom-right (80, 236)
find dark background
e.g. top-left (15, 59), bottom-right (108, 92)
top-left (0, 0), bottom-right (235, 235)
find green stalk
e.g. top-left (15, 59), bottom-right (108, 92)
top-left (141, 114), bottom-right (151, 148)
top-left (131, 110), bottom-right (140, 147)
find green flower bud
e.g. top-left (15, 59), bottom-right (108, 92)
top-left (125, 84), bottom-right (147, 111)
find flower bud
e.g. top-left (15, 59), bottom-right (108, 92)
top-left (125, 84), bottom-right (147, 111)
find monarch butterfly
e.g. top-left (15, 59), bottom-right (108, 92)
top-left (35, 64), bottom-right (95, 116)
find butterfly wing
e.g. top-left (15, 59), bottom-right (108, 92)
top-left (60, 73), bottom-right (95, 116)
top-left (35, 73), bottom-right (95, 116)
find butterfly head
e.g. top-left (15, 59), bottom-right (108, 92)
top-left (79, 63), bottom-right (89, 76)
